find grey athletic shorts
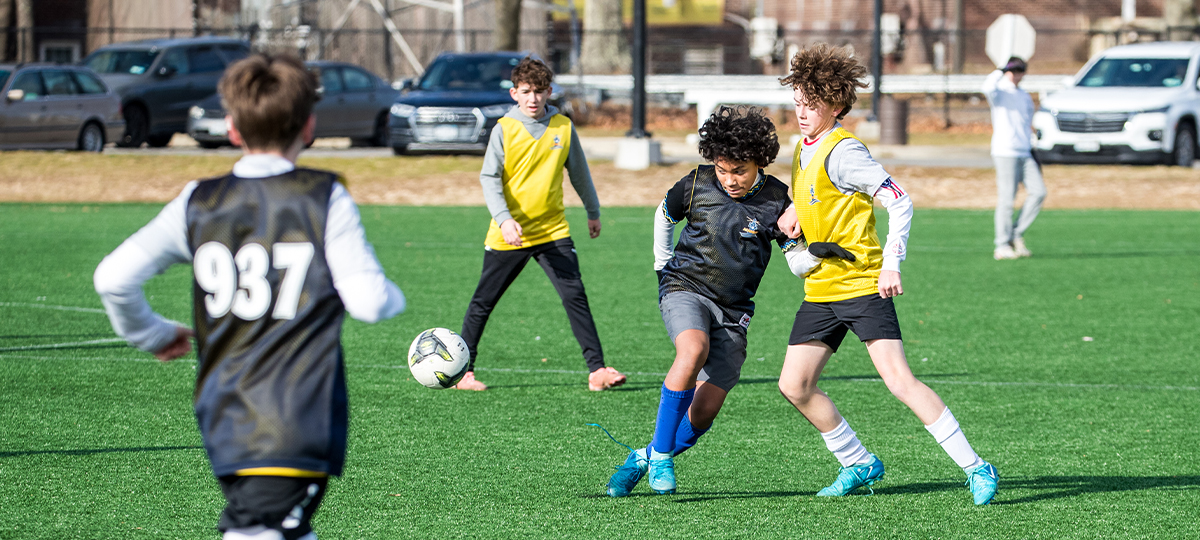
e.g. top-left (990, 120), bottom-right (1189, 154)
top-left (659, 291), bottom-right (749, 392)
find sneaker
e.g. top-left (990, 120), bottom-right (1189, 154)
top-left (1013, 238), bottom-right (1032, 258)
top-left (588, 367), bottom-right (627, 391)
top-left (816, 454), bottom-right (885, 496)
top-left (993, 244), bottom-right (1019, 260)
top-left (965, 461), bottom-right (999, 505)
top-left (647, 454), bottom-right (676, 494)
top-left (452, 371), bottom-right (488, 391)
top-left (606, 448), bottom-right (648, 497)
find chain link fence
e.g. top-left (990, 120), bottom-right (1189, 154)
top-left (5, 24), bottom-right (1200, 81)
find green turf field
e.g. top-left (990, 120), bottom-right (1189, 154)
top-left (1, 203), bottom-right (1198, 539)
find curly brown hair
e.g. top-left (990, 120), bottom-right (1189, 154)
top-left (510, 56), bottom-right (553, 91)
top-left (779, 43), bottom-right (868, 121)
top-left (698, 106), bottom-right (779, 168)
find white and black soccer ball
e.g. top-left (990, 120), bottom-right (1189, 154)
top-left (407, 328), bottom-right (470, 389)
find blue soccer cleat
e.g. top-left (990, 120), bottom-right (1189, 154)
top-left (607, 448), bottom-right (648, 498)
top-left (965, 461), bottom-right (999, 505)
top-left (817, 454), bottom-right (885, 496)
top-left (647, 454), bottom-right (676, 495)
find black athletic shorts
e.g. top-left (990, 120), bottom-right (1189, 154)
top-left (217, 475), bottom-right (329, 540)
top-left (788, 294), bottom-right (902, 352)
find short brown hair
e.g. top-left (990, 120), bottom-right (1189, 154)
top-left (218, 53), bottom-right (319, 151)
top-left (780, 44), bottom-right (868, 121)
top-left (510, 57), bottom-right (553, 91)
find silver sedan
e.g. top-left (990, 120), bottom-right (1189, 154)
top-left (0, 64), bottom-right (124, 151)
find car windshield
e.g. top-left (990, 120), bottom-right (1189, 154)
top-left (418, 56), bottom-right (519, 91)
top-left (85, 49), bottom-right (160, 75)
top-left (0, 70), bottom-right (9, 88)
top-left (1078, 57), bottom-right (1192, 87)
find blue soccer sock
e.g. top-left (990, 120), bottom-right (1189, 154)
top-left (671, 412), bottom-right (710, 457)
top-left (650, 385), bottom-right (694, 455)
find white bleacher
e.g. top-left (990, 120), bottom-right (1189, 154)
top-left (556, 74), bottom-right (1070, 128)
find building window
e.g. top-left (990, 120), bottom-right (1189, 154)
top-left (40, 41), bottom-right (81, 64)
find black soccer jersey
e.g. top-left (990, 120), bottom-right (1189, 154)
top-left (659, 165), bottom-right (795, 318)
top-left (186, 168), bottom-right (348, 477)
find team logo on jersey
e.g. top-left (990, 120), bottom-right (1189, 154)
top-left (808, 184), bottom-right (821, 205)
top-left (551, 135), bottom-right (563, 150)
top-left (740, 217), bottom-right (760, 238)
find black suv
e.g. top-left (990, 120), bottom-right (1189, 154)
top-left (82, 37), bottom-right (250, 147)
top-left (389, 52), bottom-right (561, 155)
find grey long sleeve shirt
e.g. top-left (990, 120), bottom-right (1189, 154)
top-left (479, 105), bottom-right (601, 224)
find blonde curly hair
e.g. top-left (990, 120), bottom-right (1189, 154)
top-left (779, 43), bottom-right (868, 121)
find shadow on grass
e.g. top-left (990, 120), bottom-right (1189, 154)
top-left (577, 490), bottom-right (814, 502)
top-left (0, 445), bottom-right (203, 459)
top-left (875, 474), bottom-right (1200, 504)
top-left (0, 333), bottom-right (113, 340)
top-left (1036, 250), bottom-right (1200, 260)
top-left (995, 475), bottom-right (1200, 504)
top-left (579, 475), bottom-right (1200, 504)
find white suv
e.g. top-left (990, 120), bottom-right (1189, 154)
top-left (1034, 41), bottom-right (1200, 166)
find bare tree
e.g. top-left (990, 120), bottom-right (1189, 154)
top-left (16, 0), bottom-right (31, 63)
top-left (581, 0), bottom-right (627, 74)
top-left (495, 0), bottom-right (521, 51)
top-left (0, 0), bottom-right (10, 61)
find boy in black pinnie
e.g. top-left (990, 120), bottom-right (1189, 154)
top-left (604, 106), bottom-right (852, 497)
top-left (94, 54), bottom-right (405, 540)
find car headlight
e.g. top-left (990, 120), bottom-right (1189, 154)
top-left (189, 105), bottom-right (205, 119)
top-left (390, 103), bottom-right (416, 117)
top-left (1138, 106), bottom-right (1169, 115)
top-left (480, 103), bottom-right (511, 118)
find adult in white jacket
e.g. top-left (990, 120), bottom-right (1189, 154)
top-left (982, 56), bottom-right (1046, 260)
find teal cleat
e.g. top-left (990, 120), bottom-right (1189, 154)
top-left (606, 448), bottom-right (648, 498)
top-left (816, 454), bottom-right (885, 496)
top-left (647, 454), bottom-right (676, 494)
top-left (965, 462), bottom-right (999, 505)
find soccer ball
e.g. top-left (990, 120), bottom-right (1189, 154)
top-left (407, 328), bottom-right (470, 389)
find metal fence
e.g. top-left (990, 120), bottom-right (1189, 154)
top-left (5, 25), bottom-right (1200, 82)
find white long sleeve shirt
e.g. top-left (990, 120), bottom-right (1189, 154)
top-left (982, 70), bottom-right (1035, 158)
top-left (94, 154), bottom-right (405, 353)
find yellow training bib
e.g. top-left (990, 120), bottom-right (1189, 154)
top-left (484, 114), bottom-right (573, 250)
top-left (791, 128), bottom-right (883, 302)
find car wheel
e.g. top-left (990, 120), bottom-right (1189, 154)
top-left (77, 122), bottom-right (105, 152)
top-left (1172, 124), bottom-right (1195, 167)
top-left (371, 111), bottom-right (391, 147)
top-left (146, 133), bottom-right (173, 148)
top-left (392, 144), bottom-right (408, 156)
top-left (197, 140), bottom-right (223, 149)
top-left (118, 105), bottom-right (149, 147)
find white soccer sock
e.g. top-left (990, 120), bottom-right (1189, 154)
top-left (925, 407), bottom-right (984, 471)
top-left (820, 419), bottom-right (873, 467)
top-left (223, 526), bottom-right (284, 540)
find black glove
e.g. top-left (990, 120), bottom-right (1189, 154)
top-left (807, 242), bottom-right (856, 261)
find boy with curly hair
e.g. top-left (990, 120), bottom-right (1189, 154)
top-left (94, 53), bottom-right (406, 539)
top-left (605, 106), bottom-right (854, 497)
top-left (458, 56), bottom-right (625, 391)
top-left (775, 43), bottom-right (998, 504)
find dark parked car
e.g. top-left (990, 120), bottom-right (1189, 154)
top-left (389, 52), bottom-right (562, 155)
top-left (187, 61), bottom-right (398, 148)
top-left (82, 37), bottom-right (250, 147)
top-left (0, 63), bottom-right (123, 151)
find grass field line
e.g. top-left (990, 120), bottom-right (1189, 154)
top-left (2, 354), bottom-right (1196, 392)
top-left (0, 338), bottom-right (128, 352)
top-left (0, 301), bottom-right (107, 314)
